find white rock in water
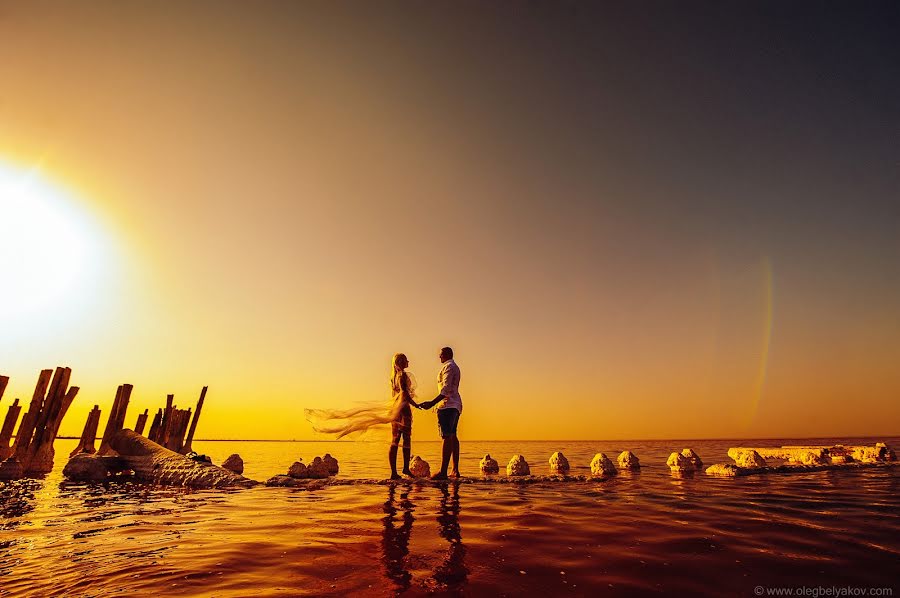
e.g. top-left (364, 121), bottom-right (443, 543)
top-left (734, 450), bottom-right (766, 469)
top-left (62, 454), bottom-right (110, 482)
top-left (705, 463), bottom-right (740, 477)
top-left (549, 451), bottom-right (570, 474)
top-left (617, 451), bottom-right (640, 470)
top-left (793, 450), bottom-right (826, 465)
top-left (507, 454), bottom-right (530, 476)
top-left (667, 452), bottom-right (693, 473)
top-left (409, 455), bottom-right (431, 478)
top-left (306, 456), bottom-right (331, 478)
top-left (222, 454), bottom-right (244, 475)
top-left (288, 461), bottom-right (308, 479)
top-left (590, 453), bottom-right (617, 476)
top-left (479, 454), bottom-right (499, 474)
top-left (323, 453), bottom-right (339, 475)
top-left (681, 448), bottom-right (703, 470)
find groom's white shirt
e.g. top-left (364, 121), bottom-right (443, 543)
top-left (436, 359), bottom-right (462, 413)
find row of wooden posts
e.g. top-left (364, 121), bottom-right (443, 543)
top-left (0, 368), bottom-right (207, 479)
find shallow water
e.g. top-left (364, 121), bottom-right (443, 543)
top-left (1, 437), bottom-right (899, 597)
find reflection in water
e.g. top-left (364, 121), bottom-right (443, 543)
top-left (434, 482), bottom-right (468, 590)
top-left (0, 478), bottom-right (41, 529)
top-left (381, 484), bottom-right (414, 592)
top-left (380, 483), bottom-right (469, 593)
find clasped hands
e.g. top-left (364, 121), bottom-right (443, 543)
top-left (415, 399), bottom-right (439, 410)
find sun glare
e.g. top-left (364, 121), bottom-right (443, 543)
top-left (0, 161), bottom-right (105, 320)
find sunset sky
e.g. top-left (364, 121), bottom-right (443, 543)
top-left (1, 2), bottom-right (898, 441)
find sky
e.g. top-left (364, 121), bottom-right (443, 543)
top-left (0, 2), bottom-right (898, 441)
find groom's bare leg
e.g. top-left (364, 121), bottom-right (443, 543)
top-left (450, 436), bottom-right (460, 476)
top-left (438, 436), bottom-right (453, 477)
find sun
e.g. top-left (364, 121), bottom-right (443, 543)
top-left (0, 161), bottom-right (103, 319)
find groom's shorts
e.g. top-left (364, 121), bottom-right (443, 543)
top-left (437, 408), bottom-right (460, 438)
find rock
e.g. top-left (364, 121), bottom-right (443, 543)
top-left (0, 458), bottom-right (23, 480)
top-left (734, 450), bottom-right (766, 468)
top-left (186, 452), bottom-right (212, 464)
top-left (409, 456), bottom-right (431, 478)
top-left (222, 454), bottom-right (244, 475)
top-left (792, 450), bottom-right (826, 466)
top-left (507, 454), bottom-right (530, 476)
top-left (850, 447), bottom-right (880, 464)
top-left (323, 453), bottom-right (339, 475)
top-left (705, 463), bottom-right (741, 477)
top-left (830, 455), bottom-right (852, 464)
top-left (667, 452), bottom-right (693, 473)
top-left (590, 453), bottom-right (617, 476)
top-left (479, 454), bottom-right (499, 474)
top-left (549, 451), bottom-right (570, 474)
top-left (681, 448), bottom-right (703, 470)
top-left (62, 454), bottom-right (111, 482)
top-left (288, 461), bottom-right (308, 478)
top-left (306, 456), bottom-right (331, 479)
top-left (617, 451), bottom-right (640, 470)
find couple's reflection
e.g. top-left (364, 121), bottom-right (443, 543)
top-left (381, 482), bottom-right (468, 593)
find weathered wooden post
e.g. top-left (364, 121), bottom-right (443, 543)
top-left (147, 408), bottom-right (163, 442)
top-left (0, 398), bottom-right (21, 460)
top-left (134, 409), bottom-right (149, 435)
top-left (0, 375), bottom-right (8, 402)
top-left (1, 368), bottom-right (80, 477)
top-left (158, 394), bottom-right (175, 449)
top-left (181, 386), bottom-right (206, 454)
top-left (98, 384), bottom-right (133, 455)
top-left (70, 405), bottom-right (102, 458)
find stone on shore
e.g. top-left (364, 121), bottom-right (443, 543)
top-left (480, 454), bottom-right (499, 474)
top-left (62, 454), bottom-right (112, 482)
top-left (323, 454), bottom-right (339, 475)
top-left (705, 463), bottom-right (741, 477)
top-left (222, 454), bottom-right (244, 475)
top-left (590, 453), bottom-right (617, 476)
top-left (409, 456), bottom-right (431, 478)
top-left (667, 452), bottom-right (693, 473)
top-left (734, 450), bottom-right (766, 469)
top-left (306, 456), bottom-right (331, 479)
top-left (288, 461), bottom-right (308, 478)
top-left (0, 458), bottom-right (23, 480)
top-left (507, 454), bottom-right (530, 476)
top-left (681, 448), bottom-right (703, 470)
top-left (549, 452), bottom-right (570, 475)
top-left (617, 451), bottom-right (640, 470)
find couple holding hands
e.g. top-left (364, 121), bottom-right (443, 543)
top-left (390, 347), bottom-right (462, 480)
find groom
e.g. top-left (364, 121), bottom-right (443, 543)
top-left (418, 346), bottom-right (462, 480)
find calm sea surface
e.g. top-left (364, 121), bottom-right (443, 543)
top-left (1, 437), bottom-right (899, 597)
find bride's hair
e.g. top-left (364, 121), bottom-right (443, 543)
top-left (391, 353), bottom-right (407, 392)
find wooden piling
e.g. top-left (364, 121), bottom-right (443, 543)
top-left (4, 368), bottom-right (79, 476)
top-left (69, 406), bottom-right (102, 458)
top-left (158, 394), bottom-right (175, 449)
top-left (148, 409), bottom-right (163, 442)
top-left (0, 375), bottom-right (9, 402)
top-left (134, 409), bottom-right (149, 435)
top-left (0, 398), bottom-right (21, 460)
top-left (98, 384), bottom-right (133, 456)
top-left (181, 386), bottom-right (206, 454)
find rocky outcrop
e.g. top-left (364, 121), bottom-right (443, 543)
top-left (617, 451), bottom-right (640, 470)
top-left (507, 454), bottom-right (530, 476)
top-left (667, 452), bottom-right (693, 473)
top-left (306, 456), bottom-right (331, 479)
top-left (705, 463), bottom-right (741, 477)
top-left (409, 456), bottom-right (431, 478)
top-left (479, 454), bottom-right (499, 474)
top-left (288, 461), bottom-right (307, 478)
top-left (681, 449), bottom-right (702, 470)
top-left (549, 451), bottom-right (570, 474)
top-left (734, 450), bottom-right (766, 468)
top-left (323, 454), bottom-right (339, 475)
top-left (590, 453), bottom-right (617, 476)
top-left (222, 454), bottom-right (244, 475)
top-left (107, 429), bottom-right (256, 488)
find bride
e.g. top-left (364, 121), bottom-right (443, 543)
top-left (305, 353), bottom-right (420, 479)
